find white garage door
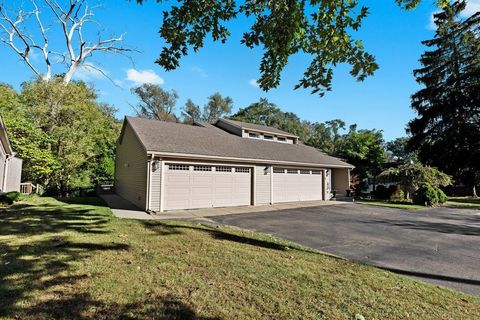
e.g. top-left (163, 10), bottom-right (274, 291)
top-left (273, 168), bottom-right (323, 203)
top-left (164, 164), bottom-right (251, 211)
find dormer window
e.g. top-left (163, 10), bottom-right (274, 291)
top-left (263, 135), bottom-right (273, 140)
top-left (249, 132), bottom-right (260, 138)
top-left (277, 137), bottom-right (286, 142)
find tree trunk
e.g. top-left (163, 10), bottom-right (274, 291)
top-left (63, 63), bottom-right (79, 84)
top-left (473, 185), bottom-right (478, 198)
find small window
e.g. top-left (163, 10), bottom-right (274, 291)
top-left (216, 166), bottom-right (232, 172)
top-left (312, 170), bottom-right (321, 175)
top-left (277, 137), bottom-right (286, 142)
top-left (194, 165), bottom-right (212, 172)
top-left (263, 135), bottom-right (274, 140)
top-left (287, 169), bottom-right (298, 174)
top-left (273, 168), bottom-right (285, 174)
top-left (300, 170), bottom-right (310, 174)
top-left (235, 167), bottom-right (250, 173)
top-left (249, 132), bottom-right (260, 138)
top-left (169, 164), bottom-right (189, 171)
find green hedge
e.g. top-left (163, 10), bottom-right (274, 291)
top-left (0, 191), bottom-right (22, 206)
top-left (413, 183), bottom-right (447, 206)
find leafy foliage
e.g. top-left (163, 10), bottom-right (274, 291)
top-left (413, 183), bottom-right (447, 206)
top-left (408, 1), bottom-right (480, 196)
top-left (202, 93), bottom-right (233, 123)
top-left (379, 163), bottom-right (452, 199)
top-left (336, 125), bottom-right (387, 187)
top-left (181, 99), bottom-right (202, 124)
top-left (386, 137), bottom-right (417, 164)
top-left (131, 84), bottom-right (178, 122)
top-left (0, 80), bottom-right (120, 195)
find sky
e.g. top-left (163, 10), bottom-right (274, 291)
top-left (0, 0), bottom-right (478, 141)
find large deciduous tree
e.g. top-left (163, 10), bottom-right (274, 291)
top-left (336, 125), bottom-right (387, 191)
top-left (202, 93), bottom-right (233, 123)
top-left (134, 0), bottom-right (447, 96)
top-left (408, 1), bottom-right (480, 196)
top-left (131, 84), bottom-right (179, 122)
top-left (0, 80), bottom-right (120, 195)
top-left (0, 0), bottom-right (130, 83)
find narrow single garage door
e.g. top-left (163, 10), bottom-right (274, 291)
top-left (164, 164), bottom-right (251, 211)
top-left (273, 168), bottom-right (323, 203)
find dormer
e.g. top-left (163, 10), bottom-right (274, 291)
top-left (215, 118), bottom-right (299, 144)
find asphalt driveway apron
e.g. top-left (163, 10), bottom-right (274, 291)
top-left (210, 203), bottom-right (480, 296)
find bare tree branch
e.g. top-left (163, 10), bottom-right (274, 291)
top-left (0, 0), bottom-right (132, 83)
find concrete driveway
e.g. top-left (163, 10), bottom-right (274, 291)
top-left (210, 203), bottom-right (480, 297)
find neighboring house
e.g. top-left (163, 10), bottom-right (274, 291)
top-left (115, 117), bottom-right (353, 212)
top-left (0, 116), bottom-right (22, 193)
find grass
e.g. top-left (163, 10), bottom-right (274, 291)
top-left (0, 197), bottom-right (479, 319)
top-left (357, 199), bottom-right (425, 210)
top-left (445, 197), bottom-right (480, 208)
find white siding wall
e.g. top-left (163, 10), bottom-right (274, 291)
top-left (5, 157), bottom-right (22, 192)
top-left (255, 165), bottom-right (271, 205)
top-left (0, 146), bottom-right (5, 193)
top-left (149, 161), bottom-right (161, 212)
top-left (115, 124), bottom-right (148, 210)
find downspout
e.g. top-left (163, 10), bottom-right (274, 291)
top-left (146, 154), bottom-right (154, 213)
top-left (2, 153), bottom-right (15, 192)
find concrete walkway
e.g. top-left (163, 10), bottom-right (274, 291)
top-left (100, 194), bottom-right (348, 220)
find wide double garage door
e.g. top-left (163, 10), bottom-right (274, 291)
top-left (164, 164), bottom-right (252, 211)
top-left (273, 168), bottom-right (323, 203)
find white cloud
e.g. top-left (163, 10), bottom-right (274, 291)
top-left (191, 66), bottom-right (207, 78)
top-left (248, 79), bottom-right (259, 88)
top-left (126, 69), bottom-right (164, 86)
top-left (74, 63), bottom-right (106, 81)
top-left (462, 0), bottom-right (480, 17)
top-left (429, 1), bottom-right (480, 30)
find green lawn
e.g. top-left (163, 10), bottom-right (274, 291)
top-left (357, 199), bottom-right (425, 210)
top-left (446, 197), bottom-right (480, 208)
top-left (1, 197), bottom-right (479, 319)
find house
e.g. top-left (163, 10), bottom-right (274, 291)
top-left (0, 116), bottom-right (22, 193)
top-left (115, 117), bottom-right (354, 212)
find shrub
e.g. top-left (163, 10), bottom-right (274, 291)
top-left (388, 185), bottom-right (404, 201)
top-left (5, 191), bottom-right (21, 202)
top-left (374, 185), bottom-right (390, 199)
top-left (413, 183), bottom-right (446, 206)
top-left (436, 188), bottom-right (447, 204)
top-left (0, 194), bottom-right (13, 206)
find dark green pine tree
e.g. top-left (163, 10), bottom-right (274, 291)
top-left (408, 0), bottom-right (480, 197)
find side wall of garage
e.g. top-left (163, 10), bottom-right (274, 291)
top-left (332, 168), bottom-right (350, 196)
top-left (255, 165), bottom-right (271, 205)
top-left (115, 124), bottom-right (148, 210)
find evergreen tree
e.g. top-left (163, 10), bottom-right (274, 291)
top-left (408, 1), bottom-right (480, 196)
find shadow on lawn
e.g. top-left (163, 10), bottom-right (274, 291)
top-left (143, 221), bottom-right (314, 253)
top-left (21, 293), bottom-right (222, 320)
top-left (0, 200), bottom-right (224, 319)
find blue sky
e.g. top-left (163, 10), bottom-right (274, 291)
top-left (0, 1), bottom-right (478, 141)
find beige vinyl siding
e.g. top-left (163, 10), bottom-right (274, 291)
top-left (5, 157), bottom-right (22, 192)
top-left (0, 145), bottom-right (5, 192)
top-left (332, 168), bottom-right (350, 196)
top-left (255, 165), bottom-right (271, 205)
top-left (149, 161), bottom-right (161, 212)
top-left (115, 124), bottom-right (148, 210)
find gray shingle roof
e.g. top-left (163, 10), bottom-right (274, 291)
top-left (126, 117), bottom-right (353, 168)
top-left (219, 118), bottom-right (298, 137)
